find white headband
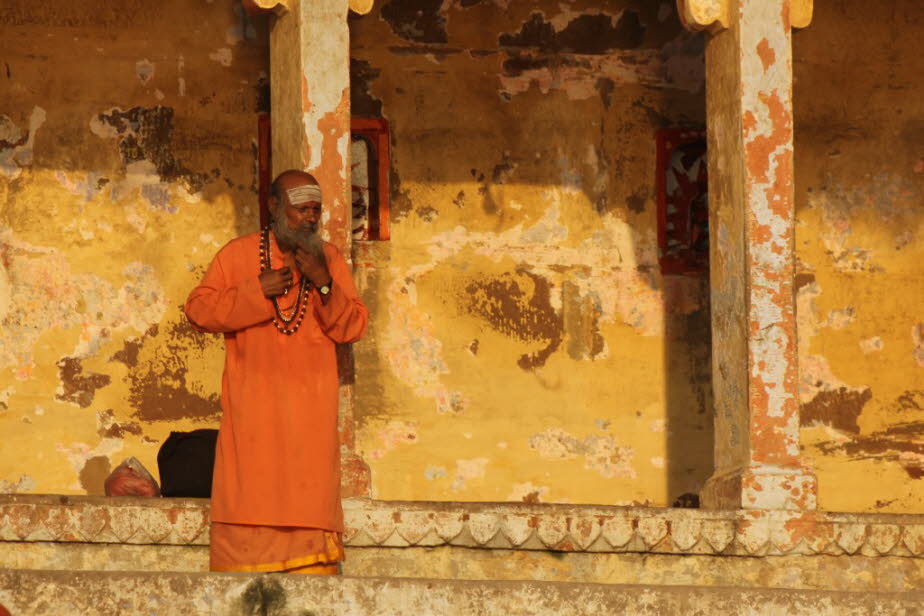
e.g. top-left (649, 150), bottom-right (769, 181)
top-left (286, 184), bottom-right (322, 204)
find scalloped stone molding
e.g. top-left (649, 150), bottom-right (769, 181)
top-left (2, 496), bottom-right (923, 559)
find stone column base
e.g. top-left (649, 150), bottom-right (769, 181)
top-left (701, 466), bottom-right (817, 510)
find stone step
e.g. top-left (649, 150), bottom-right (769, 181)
top-left (1, 568), bottom-right (922, 616)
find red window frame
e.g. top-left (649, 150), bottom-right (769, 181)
top-left (350, 118), bottom-right (391, 241)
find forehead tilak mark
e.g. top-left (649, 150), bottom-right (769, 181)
top-left (287, 184), bottom-right (322, 205)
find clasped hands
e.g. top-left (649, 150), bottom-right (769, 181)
top-left (260, 245), bottom-right (331, 299)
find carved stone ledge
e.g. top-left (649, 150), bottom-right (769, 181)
top-left (675, 0), bottom-right (814, 32)
top-left (2, 495), bottom-right (923, 559)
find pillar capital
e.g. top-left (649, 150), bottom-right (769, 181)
top-left (242, 0), bottom-right (290, 15)
top-left (676, 0), bottom-right (813, 33)
top-left (243, 0), bottom-right (374, 17)
top-left (790, 0), bottom-right (813, 29)
top-left (675, 0), bottom-right (730, 33)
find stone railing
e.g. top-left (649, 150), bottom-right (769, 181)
top-left (2, 495), bottom-right (923, 559)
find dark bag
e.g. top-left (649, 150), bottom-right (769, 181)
top-left (157, 429), bottom-right (218, 497)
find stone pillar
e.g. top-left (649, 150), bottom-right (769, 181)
top-left (677, 0), bottom-right (816, 510)
top-left (268, 0), bottom-right (351, 253)
top-left (252, 0), bottom-right (372, 496)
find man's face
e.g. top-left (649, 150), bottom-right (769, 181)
top-left (280, 183), bottom-right (322, 234)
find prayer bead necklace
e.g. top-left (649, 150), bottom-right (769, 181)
top-left (260, 227), bottom-right (309, 335)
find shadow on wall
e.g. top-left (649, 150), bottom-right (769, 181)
top-left (348, 0), bottom-right (713, 506)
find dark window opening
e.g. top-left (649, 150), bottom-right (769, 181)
top-left (656, 128), bottom-right (708, 276)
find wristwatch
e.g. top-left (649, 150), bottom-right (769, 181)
top-left (318, 280), bottom-right (332, 296)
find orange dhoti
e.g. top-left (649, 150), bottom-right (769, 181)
top-left (210, 523), bottom-right (344, 575)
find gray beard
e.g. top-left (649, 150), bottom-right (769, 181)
top-left (271, 215), bottom-right (301, 252)
top-left (272, 215), bottom-right (323, 258)
top-left (295, 225), bottom-right (324, 258)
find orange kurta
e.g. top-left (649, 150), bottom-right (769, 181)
top-left (184, 231), bottom-right (367, 531)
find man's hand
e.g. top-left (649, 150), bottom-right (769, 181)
top-left (259, 266), bottom-right (293, 298)
top-left (295, 243), bottom-right (331, 288)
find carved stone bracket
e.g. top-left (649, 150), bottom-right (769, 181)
top-left (3, 496), bottom-right (924, 559)
top-left (676, 0), bottom-right (730, 33)
top-left (676, 0), bottom-right (813, 32)
top-left (243, 0), bottom-right (289, 15)
top-left (790, 0), bottom-right (813, 29)
top-left (243, 0), bottom-right (373, 16)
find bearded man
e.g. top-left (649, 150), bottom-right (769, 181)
top-left (185, 169), bottom-right (368, 574)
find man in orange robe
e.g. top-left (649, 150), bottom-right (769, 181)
top-left (185, 170), bottom-right (368, 574)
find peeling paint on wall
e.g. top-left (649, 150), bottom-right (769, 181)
top-left (794, 0), bottom-right (924, 512)
top-left (528, 427), bottom-right (636, 479)
top-left (352, 0), bottom-right (710, 506)
top-left (0, 0), bottom-right (268, 494)
top-left (0, 107), bottom-right (46, 178)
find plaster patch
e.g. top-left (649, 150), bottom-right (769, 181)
top-left (380, 0), bottom-right (448, 44)
top-left (0, 257), bottom-right (10, 323)
top-left (0, 475), bottom-right (36, 493)
top-left (0, 107), bottom-right (46, 179)
top-left (912, 324), bottom-right (924, 368)
top-left (498, 28), bottom-right (703, 100)
top-left (122, 319), bottom-right (222, 422)
top-left (209, 48), bottom-right (233, 67)
top-left (424, 465), bottom-right (448, 481)
top-left (91, 106), bottom-right (206, 197)
top-left (135, 59), bottom-right (154, 85)
top-left (826, 307), bottom-right (855, 330)
top-left (54, 170), bottom-right (109, 202)
top-left (809, 174), bottom-right (918, 272)
top-left (0, 386), bottom-right (13, 410)
top-left (426, 202), bottom-right (662, 331)
top-left (859, 336), bottom-right (884, 355)
top-left (382, 275), bottom-right (467, 414)
top-left (503, 10), bottom-right (645, 54)
top-left (797, 281), bottom-right (869, 408)
top-left (370, 420), bottom-right (418, 460)
top-left (528, 427), bottom-right (635, 479)
top-left (816, 421), bottom-right (924, 480)
top-left (384, 200), bottom-right (664, 409)
top-left (55, 357), bottom-right (111, 408)
top-left (0, 241), bottom-right (167, 376)
top-left (507, 481), bottom-right (550, 503)
top-left (451, 457), bottom-right (489, 491)
top-left (55, 439), bottom-right (124, 491)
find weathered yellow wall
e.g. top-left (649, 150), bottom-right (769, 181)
top-left (349, 0), bottom-right (711, 506)
top-left (794, 0), bottom-right (924, 513)
top-left (10, 0), bottom-right (915, 515)
top-left (0, 1), bottom-right (267, 494)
